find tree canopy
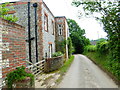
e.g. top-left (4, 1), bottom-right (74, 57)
top-left (67, 19), bottom-right (90, 54)
top-left (72, 0), bottom-right (120, 80)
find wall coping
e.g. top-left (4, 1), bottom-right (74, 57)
top-left (46, 56), bottom-right (63, 60)
top-left (0, 18), bottom-right (25, 29)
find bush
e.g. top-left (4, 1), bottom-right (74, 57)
top-left (5, 66), bottom-right (34, 88)
top-left (55, 40), bottom-right (67, 54)
top-left (84, 45), bottom-right (97, 52)
top-left (97, 41), bottom-right (109, 54)
top-left (52, 52), bottom-right (63, 57)
top-left (68, 37), bottom-right (73, 58)
top-left (96, 39), bottom-right (109, 54)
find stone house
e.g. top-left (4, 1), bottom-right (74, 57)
top-left (55, 16), bottom-right (69, 59)
top-left (0, 0), bottom-right (69, 87)
top-left (6, 0), bottom-right (69, 63)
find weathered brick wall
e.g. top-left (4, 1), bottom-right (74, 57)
top-left (0, 18), bottom-right (26, 83)
top-left (7, 2), bottom-right (37, 63)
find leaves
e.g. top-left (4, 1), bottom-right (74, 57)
top-left (6, 66), bottom-right (34, 88)
top-left (72, 0), bottom-right (120, 80)
top-left (0, 3), bottom-right (18, 22)
top-left (67, 19), bottom-right (90, 54)
top-left (52, 52), bottom-right (63, 57)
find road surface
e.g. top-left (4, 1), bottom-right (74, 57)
top-left (57, 54), bottom-right (118, 88)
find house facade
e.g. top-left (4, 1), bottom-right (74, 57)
top-left (0, 0), bottom-right (69, 87)
top-left (6, 0), bottom-right (69, 62)
top-left (55, 17), bottom-right (69, 59)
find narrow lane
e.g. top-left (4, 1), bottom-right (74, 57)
top-left (57, 54), bottom-right (118, 88)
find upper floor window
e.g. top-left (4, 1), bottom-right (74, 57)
top-left (44, 13), bottom-right (48, 32)
top-left (58, 24), bottom-right (63, 36)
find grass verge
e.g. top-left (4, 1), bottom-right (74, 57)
top-left (55, 55), bottom-right (75, 85)
top-left (59, 55), bottom-right (74, 75)
top-left (84, 52), bottom-right (120, 85)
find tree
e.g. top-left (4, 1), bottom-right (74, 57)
top-left (72, 0), bottom-right (120, 80)
top-left (67, 19), bottom-right (90, 54)
top-left (68, 37), bottom-right (73, 58)
top-left (0, 3), bottom-right (18, 22)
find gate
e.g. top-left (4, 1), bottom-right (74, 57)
top-left (26, 60), bottom-right (45, 77)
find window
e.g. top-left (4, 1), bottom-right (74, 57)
top-left (58, 24), bottom-right (63, 35)
top-left (44, 13), bottom-right (48, 31)
top-left (52, 20), bottom-right (54, 35)
top-left (59, 24), bottom-right (62, 27)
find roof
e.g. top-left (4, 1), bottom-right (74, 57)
top-left (55, 16), bottom-right (67, 21)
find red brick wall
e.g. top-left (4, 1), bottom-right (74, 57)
top-left (0, 18), bottom-right (26, 78)
top-left (37, 2), bottom-right (44, 60)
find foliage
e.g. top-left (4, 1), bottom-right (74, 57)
top-left (72, 0), bottom-right (120, 81)
top-left (84, 52), bottom-right (119, 82)
top-left (0, 3), bottom-right (18, 22)
top-left (55, 40), bottom-right (67, 54)
top-left (6, 66), bottom-right (34, 88)
top-left (67, 37), bottom-right (74, 58)
top-left (84, 45), bottom-right (97, 52)
top-left (52, 52), bottom-right (63, 57)
top-left (96, 40), bottom-right (109, 54)
top-left (67, 19), bottom-right (90, 54)
top-left (96, 38), bottom-right (107, 44)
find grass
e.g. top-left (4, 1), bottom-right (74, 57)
top-left (84, 52), bottom-right (120, 85)
top-left (55, 55), bottom-right (74, 84)
top-left (84, 52), bottom-right (108, 68)
top-left (59, 55), bottom-right (74, 75)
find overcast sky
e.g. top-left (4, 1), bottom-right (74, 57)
top-left (0, 0), bottom-right (107, 40)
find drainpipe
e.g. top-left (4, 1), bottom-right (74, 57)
top-left (28, 2), bottom-right (32, 63)
top-left (33, 3), bottom-right (38, 62)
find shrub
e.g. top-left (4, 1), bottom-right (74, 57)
top-left (84, 45), bottom-right (97, 52)
top-left (97, 41), bottom-right (109, 54)
top-left (52, 52), bottom-right (63, 57)
top-left (5, 66), bottom-right (34, 88)
top-left (68, 37), bottom-right (73, 58)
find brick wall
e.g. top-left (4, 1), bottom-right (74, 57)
top-left (7, 2), bottom-right (37, 63)
top-left (55, 17), bottom-right (69, 59)
top-left (0, 18), bottom-right (26, 84)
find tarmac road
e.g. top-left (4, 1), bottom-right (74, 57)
top-left (57, 54), bottom-right (118, 88)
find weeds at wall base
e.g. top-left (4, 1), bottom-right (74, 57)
top-left (54, 55), bottom-right (74, 87)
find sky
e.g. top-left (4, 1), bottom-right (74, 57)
top-left (0, 0), bottom-right (107, 40)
